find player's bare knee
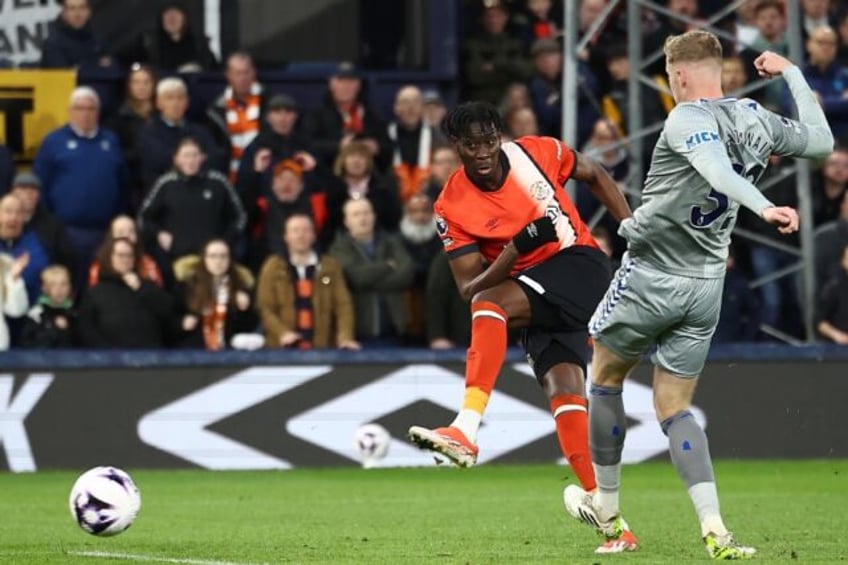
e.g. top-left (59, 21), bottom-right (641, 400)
top-left (591, 360), bottom-right (627, 387)
top-left (541, 364), bottom-right (585, 398)
top-left (653, 393), bottom-right (691, 423)
top-left (652, 375), bottom-right (698, 422)
top-left (471, 288), bottom-right (505, 309)
top-left (591, 344), bottom-right (632, 387)
top-left (471, 284), bottom-right (531, 325)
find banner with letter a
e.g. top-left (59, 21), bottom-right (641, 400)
top-left (0, 70), bottom-right (75, 165)
top-left (0, 0), bottom-right (61, 65)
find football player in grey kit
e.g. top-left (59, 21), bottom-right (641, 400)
top-left (563, 30), bottom-right (834, 559)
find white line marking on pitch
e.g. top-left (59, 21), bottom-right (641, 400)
top-left (67, 550), bottom-right (269, 565)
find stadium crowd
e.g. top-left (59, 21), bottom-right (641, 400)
top-left (1, 0), bottom-right (848, 350)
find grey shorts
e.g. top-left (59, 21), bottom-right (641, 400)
top-left (588, 255), bottom-right (723, 377)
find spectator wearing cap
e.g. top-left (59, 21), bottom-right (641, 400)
top-left (138, 137), bottom-right (246, 268)
top-left (422, 90), bottom-right (447, 129)
top-left (246, 158), bottom-right (328, 266)
top-left (33, 87), bottom-right (128, 280)
top-left (303, 62), bottom-right (391, 172)
top-left (529, 37), bottom-right (600, 145)
top-left (207, 52), bottom-right (267, 182)
top-left (0, 194), bottom-right (47, 305)
top-left (325, 142), bottom-right (402, 243)
top-left (236, 94), bottom-right (316, 222)
top-left (329, 198), bottom-right (414, 345)
top-left (257, 213), bottom-right (359, 350)
top-left (0, 143), bottom-right (13, 194)
top-left (387, 85), bottom-right (446, 204)
top-left (119, 2), bottom-right (217, 72)
top-left (137, 77), bottom-right (226, 191)
top-left (40, 0), bottom-right (112, 69)
top-left (8, 172), bottom-right (77, 280)
top-left (461, 2), bottom-right (532, 105)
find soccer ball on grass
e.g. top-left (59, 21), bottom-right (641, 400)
top-left (69, 466), bottom-right (141, 536)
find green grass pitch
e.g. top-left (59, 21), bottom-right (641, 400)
top-left (1, 460), bottom-right (846, 564)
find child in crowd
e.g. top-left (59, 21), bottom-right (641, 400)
top-left (21, 264), bottom-right (76, 348)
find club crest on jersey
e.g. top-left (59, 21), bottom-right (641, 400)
top-left (529, 180), bottom-right (551, 200)
top-left (435, 215), bottom-right (448, 237)
top-left (545, 205), bottom-right (561, 222)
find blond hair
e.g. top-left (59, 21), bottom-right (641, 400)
top-left (41, 264), bottom-right (71, 285)
top-left (664, 30), bottom-right (723, 65)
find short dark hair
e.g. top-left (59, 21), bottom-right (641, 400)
top-left (754, 0), bottom-right (784, 17)
top-left (442, 101), bottom-right (503, 140)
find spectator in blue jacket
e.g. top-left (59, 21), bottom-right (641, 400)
top-left (0, 194), bottom-right (50, 304)
top-left (33, 87), bottom-right (128, 282)
top-left (798, 26), bottom-right (848, 142)
top-left (0, 143), bottom-right (14, 194)
top-left (40, 0), bottom-right (112, 69)
top-left (8, 172), bottom-right (77, 282)
top-left (137, 77), bottom-right (226, 191)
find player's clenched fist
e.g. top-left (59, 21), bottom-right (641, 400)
top-left (512, 216), bottom-right (558, 254)
top-left (754, 51), bottom-right (792, 79)
top-left (762, 206), bottom-right (800, 234)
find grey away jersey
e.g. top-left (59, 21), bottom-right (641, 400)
top-left (620, 98), bottom-right (809, 278)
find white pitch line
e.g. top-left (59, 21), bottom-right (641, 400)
top-left (67, 550), bottom-right (269, 565)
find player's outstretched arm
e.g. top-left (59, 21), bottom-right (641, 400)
top-left (447, 217), bottom-right (557, 301)
top-left (754, 51), bottom-right (834, 158)
top-left (571, 152), bottom-right (632, 222)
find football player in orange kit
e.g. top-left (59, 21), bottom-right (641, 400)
top-left (408, 102), bottom-right (637, 552)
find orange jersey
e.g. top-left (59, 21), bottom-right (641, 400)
top-left (434, 136), bottom-right (597, 274)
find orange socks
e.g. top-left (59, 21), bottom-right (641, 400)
top-left (551, 393), bottom-right (597, 492)
top-left (461, 301), bottom-right (509, 412)
top-left (451, 301), bottom-right (508, 441)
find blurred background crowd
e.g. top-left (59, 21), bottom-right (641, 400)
top-left (1, 0), bottom-right (847, 351)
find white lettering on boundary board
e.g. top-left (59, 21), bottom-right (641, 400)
top-left (0, 0), bottom-right (62, 65)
